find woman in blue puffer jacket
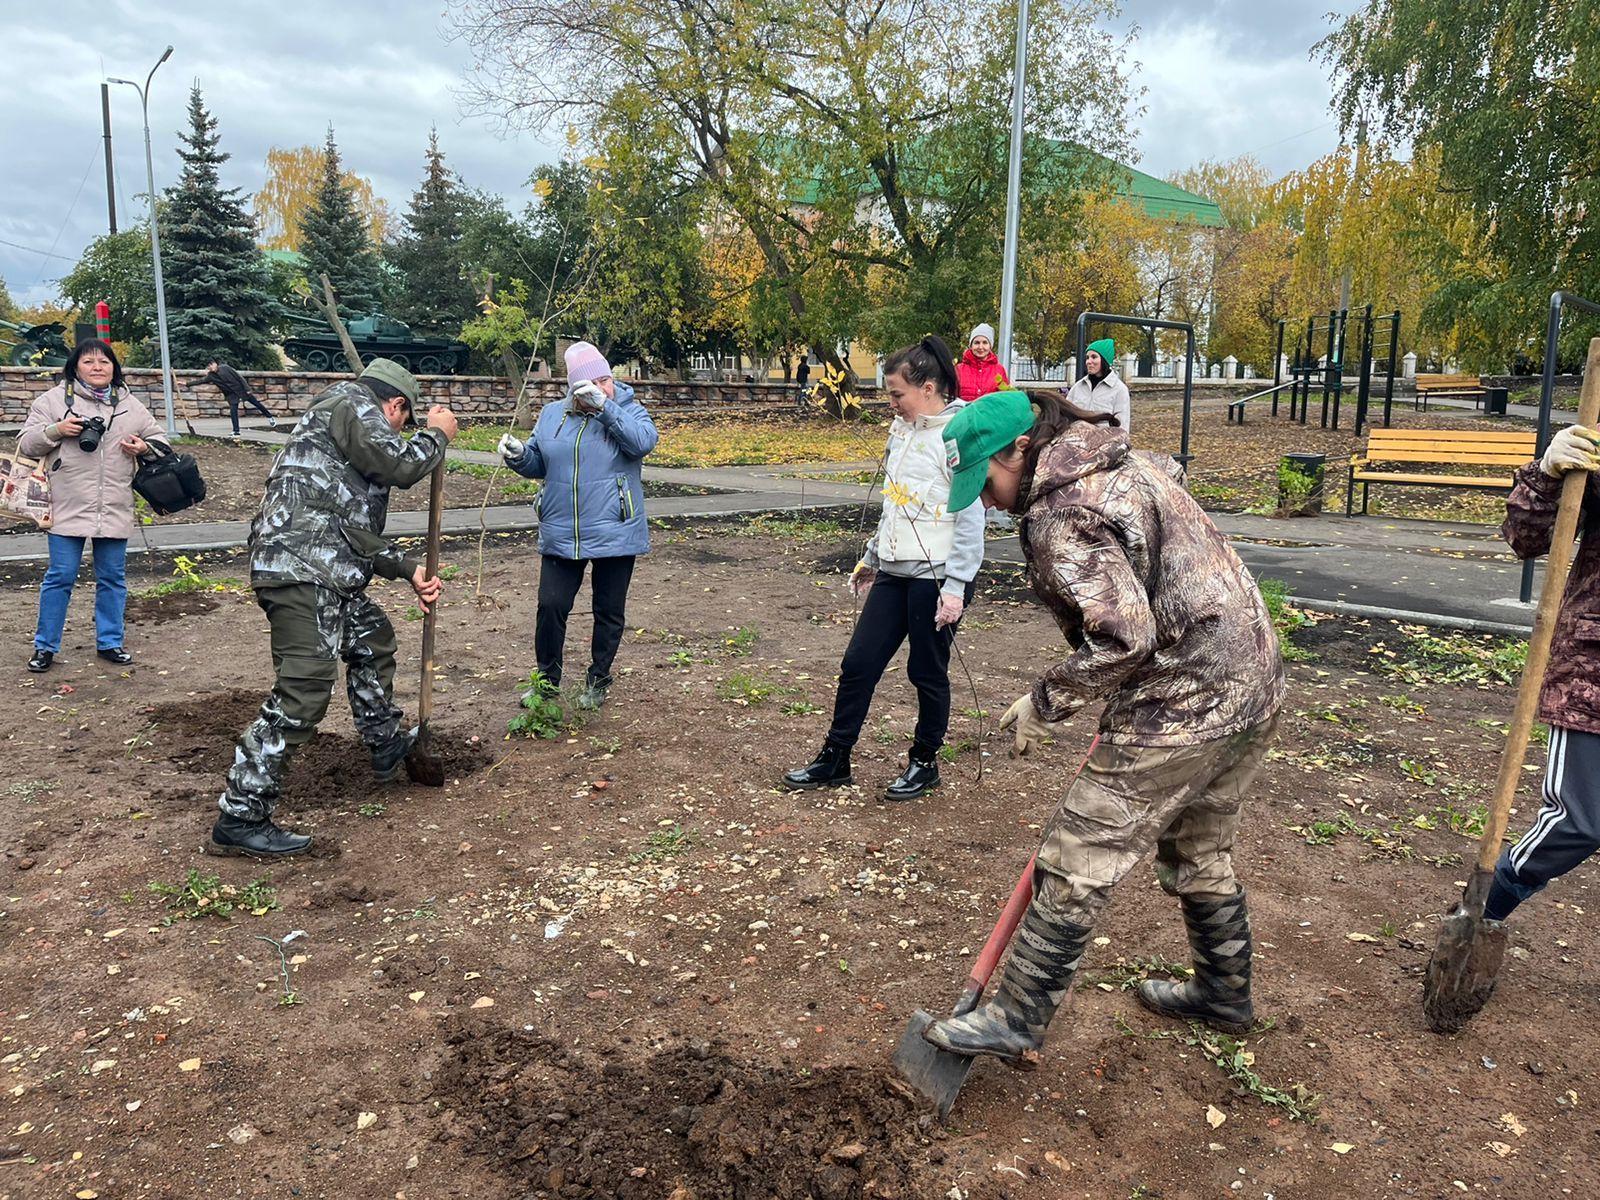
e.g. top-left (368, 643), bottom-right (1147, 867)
top-left (499, 341), bottom-right (659, 709)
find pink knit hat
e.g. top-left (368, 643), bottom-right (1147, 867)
top-left (564, 341), bottom-right (612, 384)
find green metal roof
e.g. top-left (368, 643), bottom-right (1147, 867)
top-left (1096, 155), bottom-right (1225, 227)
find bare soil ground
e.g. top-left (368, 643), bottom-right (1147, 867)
top-left (2, 527), bottom-right (1595, 1200)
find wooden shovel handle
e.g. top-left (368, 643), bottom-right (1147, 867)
top-left (1478, 337), bottom-right (1600, 872)
top-left (417, 462), bottom-right (445, 727)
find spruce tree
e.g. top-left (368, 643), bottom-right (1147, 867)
top-left (389, 130), bottom-right (475, 335)
top-left (160, 86), bottom-right (278, 368)
top-left (300, 127), bottom-right (383, 317)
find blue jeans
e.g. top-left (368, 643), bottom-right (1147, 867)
top-left (34, 535), bottom-right (128, 653)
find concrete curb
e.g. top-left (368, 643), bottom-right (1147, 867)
top-left (1285, 595), bottom-right (1532, 637)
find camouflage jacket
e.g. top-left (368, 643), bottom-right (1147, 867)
top-left (249, 381), bottom-right (447, 594)
top-left (1017, 424), bottom-right (1285, 746)
top-left (1502, 463), bottom-right (1600, 736)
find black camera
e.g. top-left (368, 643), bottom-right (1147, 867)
top-left (78, 415), bottom-right (108, 453)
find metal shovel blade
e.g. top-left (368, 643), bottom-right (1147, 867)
top-left (1423, 869), bottom-right (1508, 1034)
top-left (893, 1009), bottom-right (975, 1123)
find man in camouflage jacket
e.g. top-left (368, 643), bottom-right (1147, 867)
top-left (1484, 422), bottom-right (1600, 922)
top-left (210, 358), bottom-right (458, 858)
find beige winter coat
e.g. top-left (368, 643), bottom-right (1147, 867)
top-left (18, 382), bottom-right (168, 539)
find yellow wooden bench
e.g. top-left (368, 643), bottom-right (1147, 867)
top-left (1346, 428), bottom-right (1535, 515)
top-left (1413, 372), bottom-right (1487, 411)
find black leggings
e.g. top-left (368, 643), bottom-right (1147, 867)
top-left (535, 554), bottom-right (636, 688)
top-left (825, 573), bottom-right (976, 756)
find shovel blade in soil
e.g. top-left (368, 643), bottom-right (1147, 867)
top-left (1423, 902), bottom-right (1508, 1034)
top-left (893, 1009), bottom-right (974, 1123)
top-left (404, 732), bottom-right (445, 788)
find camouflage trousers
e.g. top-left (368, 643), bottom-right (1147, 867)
top-left (1032, 715), bottom-right (1280, 925)
top-left (218, 583), bottom-right (402, 822)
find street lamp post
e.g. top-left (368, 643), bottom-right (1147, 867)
top-left (109, 46), bottom-right (175, 436)
top-left (996, 0), bottom-right (1029, 377)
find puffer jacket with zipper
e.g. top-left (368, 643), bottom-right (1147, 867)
top-left (505, 380), bottom-right (659, 559)
top-left (19, 382), bottom-right (169, 538)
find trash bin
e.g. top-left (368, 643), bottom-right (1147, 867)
top-left (1485, 387), bottom-right (1509, 416)
top-left (1278, 452), bottom-right (1326, 517)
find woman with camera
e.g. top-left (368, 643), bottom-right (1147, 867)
top-left (19, 339), bottom-right (169, 672)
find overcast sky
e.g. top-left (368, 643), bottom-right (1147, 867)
top-left (0, 0), bottom-right (1360, 311)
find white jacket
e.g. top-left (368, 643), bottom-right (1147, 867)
top-left (872, 403), bottom-right (971, 570)
top-left (1066, 372), bottom-right (1132, 431)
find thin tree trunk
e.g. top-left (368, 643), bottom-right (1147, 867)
top-left (316, 274), bottom-right (364, 372)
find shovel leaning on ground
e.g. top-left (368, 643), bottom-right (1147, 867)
top-left (404, 462), bottom-right (447, 787)
top-left (1423, 336), bottom-right (1600, 1034)
top-left (894, 737), bottom-right (1099, 1119)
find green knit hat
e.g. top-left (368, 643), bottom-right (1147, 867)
top-left (943, 389), bottom-right (1035, 511)
top-left (1087, 338), bottom-right (1115, 370)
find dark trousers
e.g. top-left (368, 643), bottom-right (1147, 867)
top-left (535, 554), bottom-right (636, 688)
top-left (825, 573), bottom-right (976, 757)
top-left (227, 392), bottom-right (274, 434)
top-left (1487, 725), bottom-right (1600, 920)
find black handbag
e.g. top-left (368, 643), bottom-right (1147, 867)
top-left (132, 442), bottom-right (207, 515)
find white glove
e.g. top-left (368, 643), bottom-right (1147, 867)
top-left (571, 381), bottom-right (606, 412)
top-left (999, 693), bottom-right (1056, 756)
top-left (1540, 425), bottom-right (1600, 478)
top-left (497, 432), bottom-right (525, 460)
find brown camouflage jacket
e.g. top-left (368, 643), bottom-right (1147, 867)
top-left (1502, 463), bottom-right (1600, 735)
top-left (1017, 424), bottom-right (1285, 746)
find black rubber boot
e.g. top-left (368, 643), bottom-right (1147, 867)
top-left (207, 813), bottom-right (312, 858)
top-left (923, 904), bottom-right (1091, 1066)
top-left (781, 742), bottom-right (851, 790)
top-left (884, 750), bottom-right (940, 801)
top-left (1137, 888), bottom-right (1255, 1033)
top-left (372, 727), bottom-right (419, 783)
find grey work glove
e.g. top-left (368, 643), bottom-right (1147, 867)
top-left (999, 693), bottom-right (1056, 757)
top-left (1540, 424), bottom-right (1600, 478)
top-left (570, 381), bottom-right (606, 413)
top-left (497, 432), bottom-right (525, 461)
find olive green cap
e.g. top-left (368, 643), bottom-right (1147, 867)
top-left (360, 357), bottom-right (420, 408)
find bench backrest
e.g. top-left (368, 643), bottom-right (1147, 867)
top-left (1363, 427), bottom-right (1536, 466)
top-left (1414, 372), bottom-right (1484, 389)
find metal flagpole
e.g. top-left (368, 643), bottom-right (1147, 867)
top-left (996, 0), bottom-right (1030, 375)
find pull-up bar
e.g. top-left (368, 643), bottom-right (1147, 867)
top-left (1075, 311), bottom-right (1196, 466)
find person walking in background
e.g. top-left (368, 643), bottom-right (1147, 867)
top-left (956, 323), bottom-right (1010, 402)
top-left (212, 358), bottom-right (456, 858)
top-left (19, 339), bottom-right (170, 673)
top-left (781, 335), bottom-right (984, 801)
top-left (1065, 338), bottom-right (1132, 431)
top-left (1482, 423), bottom-right (1600, 925)
top-left (796, 357), bottom-right (811, 402)
top-left (499, 341), bottom-right (658, 711)
top-left (202, 360), bottom-right (278, 436)
top-left (921, 388), bottom-right (1283, 1065)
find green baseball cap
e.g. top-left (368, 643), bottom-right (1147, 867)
top-left (360, 357), bottom-right (421, 411)
top-left (943, 389), bottom-right (1035, 511)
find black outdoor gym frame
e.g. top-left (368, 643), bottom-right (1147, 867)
top-left (1075, 311), bottom-right (1195, 466)
top-left (1518, 290), bottom-right (1600, 603)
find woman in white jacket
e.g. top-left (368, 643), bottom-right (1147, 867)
top-left (781, 335), bottom-right (985, 801)
top-left (1066, 337), bottom-right (1131, 431)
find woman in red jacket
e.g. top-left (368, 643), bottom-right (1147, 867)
top-left (956, 322), bottom-right (1010, 402)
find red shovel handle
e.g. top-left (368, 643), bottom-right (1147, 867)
top-left (950, 735), bottom-right (1100, 1018)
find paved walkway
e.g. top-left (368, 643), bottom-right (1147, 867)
top-left (1, 419), bottom-right (1543, 632)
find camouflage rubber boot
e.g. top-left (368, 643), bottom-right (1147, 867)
top-left (372, 726), bottom-right (420, 783)
top-left (922, 905), bottom-right (1090, 1067)
top-left (1137, 888), bottom-right (1254, 1034)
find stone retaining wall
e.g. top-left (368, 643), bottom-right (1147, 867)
top-left (1, 366), bottom-right (875, 425)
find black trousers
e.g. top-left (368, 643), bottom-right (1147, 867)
top-left (227, 391), bottom-right (274, 434)
top-left (826, 573), bottom-right (976, 756)
top-left (535, 554), bottom-right (636, 688)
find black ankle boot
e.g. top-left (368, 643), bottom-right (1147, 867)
top-left (27, 649), bottom-right (53, 673)
top-left (1137, 887), bottom-right (1255, 1033)
top-left (781, 742), bottom-right (851, 790)
top-left (207, 813), bottom-right (312, 858)
top-left (885, 751), bottom-right (941, 801)
top-left (924, 903), bottom-right (1091, 1066)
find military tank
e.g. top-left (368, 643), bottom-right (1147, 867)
top-left (281, 312), bottom-right (472, 375)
